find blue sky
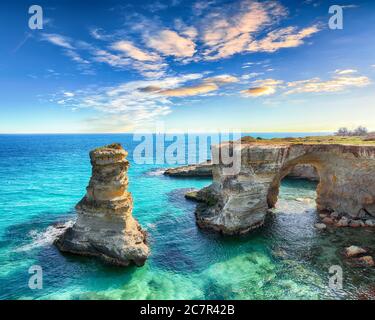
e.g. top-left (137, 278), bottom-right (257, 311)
top-left (1, 0), bottom-right (375, 133)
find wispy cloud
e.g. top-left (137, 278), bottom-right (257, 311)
top-left (241, 72), bottom-right (371, 97)
top-left (41, 33), bottom-right (74, 49)
top-left (247, 25), bottom-right (320, 53)
top-left (201, 0), bottom-right (287, 60)
top-left (334, 69), bottom-right (358, 75)
top-left (41, 33), bottom-right (94, 74)
top-left (145, 30), bottom-right (196, 58)
top-left (39, 0), bottom-right (322, 78)
top-left (241, 78), bottom-right (283, 97)
top-left (111, 40), bottom-right (161, 62)
top-left (286, 74), bottom-right (371, 94)
top-left (161, 82), bottom-right (218, 97)
top-left (53, 73), bottom-right (237, 130)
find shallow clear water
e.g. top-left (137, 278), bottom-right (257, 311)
top-left (0, 134), bottom-right (374, 300)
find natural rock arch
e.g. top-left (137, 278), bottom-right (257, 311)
top-left (195, 142), bottom-right (375, 235)
top-left (267, 159), bottom-right (321, 209)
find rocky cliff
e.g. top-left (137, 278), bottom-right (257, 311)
top-left (55, 144), bottom-right (149, 266)
top-left (164, 161), bottom-right (319, 181)
top-left (195, 141), bottom-right (375, 235)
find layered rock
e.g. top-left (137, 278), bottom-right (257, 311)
top-left (164, 161), bottom-right (318, 181)
top-left (195, 141), bottom-right (375, 235)
top-left (287, 164), bottom-right (319, 181)
top-left (164, 161), bottom-right (213, 177)
top-left (55, 144), bottom-right (149, 266)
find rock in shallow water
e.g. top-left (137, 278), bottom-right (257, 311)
top-left (344, 245), bottom-right (367, 258)
top-left (357, 256), bottom-right (375, 267)
top-left (54, 143), bottom-right (149, 266)
top-left (314, 223), bottom-right (327, 230)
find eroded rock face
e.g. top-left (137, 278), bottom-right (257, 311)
top-left (164, 161), bottom-right (213, 177)
top-left (164, 161), bottom-right (318, 181)
top-left (195, 142), bottom-right (375, 234)
top-left (55, 144), bottom-right (149, 266)
top-left (287, 164), bottom-right (319, 181)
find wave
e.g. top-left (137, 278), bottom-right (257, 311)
top-left (14, 220), bottom-right (74, 252)
top-left (144, 168), bottom-right (165, 176)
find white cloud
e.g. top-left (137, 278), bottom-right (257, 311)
top-left (247, 25), bottom-right (320, 53)
top-left (241, 73), bottom-right (262, 80)
top-left (241, 78), bottom-right (283, 97)
top-left (111, 40), bottom-right (161, 62)
top-left (241, 86), bottom-right (276, 97)
top-left (161, 83), bottom-right (219, 97)
top-left (201, 0), bottom-right (287, 60)
top-left (41, 33), bottom-right (74, 49)
top-left (63, 92), bottom-right (75, 97)
top-left (204, 74), bottom-right (239, 84)
top-left (146, 30), bottom-right (196, 58)
top-left (334, 69), bottom-right (358, 75)
top-left (93, 49), bottom-right (131, 67)
top-left (286, 75), bottom-right (371, 94)
top-left (54, 73), bottom-right (239, 130)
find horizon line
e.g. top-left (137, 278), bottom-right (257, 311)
top-left (0, 131), bottom-right (334, 135)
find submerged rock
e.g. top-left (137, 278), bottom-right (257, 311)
top-left (357, 256), bottom-right (375, 267)
top-left (336, 217), bottom-right (349, 227)
top-left (55, 143), bottom-right (149, 266)
top-left (322, 217), bottom-right (335, 225)
top-left (344, 245), bottom-right (367, 258)
top-left (365, 219), bottom-right (375, 227)
top-left (349, 220), bottom-right (365, 228)
top-left (314, 223), bottom-right (327, 230)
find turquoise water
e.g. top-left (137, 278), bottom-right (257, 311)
top-left (0, 134), bottom-right (374, 300)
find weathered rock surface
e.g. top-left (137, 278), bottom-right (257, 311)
top-left (314, 223), bottom-right (327, 230)
top-left (195, 141), bottom-right (375, 234)
top-left (358, 256), bottom-right (375, 267)
top-left (287, 164), bottom-right (319, 181)
top-left (345, 245), bottom-right (367, 258)
top-left (164, 161), bottom-right (319, 181)
top-left (164, 161), bottom-right (213, 177)
top-left (55, 144), bottom-right (149, 266)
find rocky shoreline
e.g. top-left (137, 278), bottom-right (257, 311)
top-left (178, 140), bottom-right (375, 235)
top-left (315, 210), bottom-right (375, 230)
top-left (55, 144), bottom-right (149, 267)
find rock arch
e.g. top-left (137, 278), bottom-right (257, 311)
top-left (195, 142), bottom-right (375, 235)
top-left (266, 157), bottom-right (321, 209)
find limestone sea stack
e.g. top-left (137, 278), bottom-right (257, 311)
top-left (55, 143), bottom-right (149, 266)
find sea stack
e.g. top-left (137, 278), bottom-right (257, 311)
top-left (55, 143), bottom-right (149, 266)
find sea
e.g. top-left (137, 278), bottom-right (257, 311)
top-left (0, 133), bottom-right (374, 300)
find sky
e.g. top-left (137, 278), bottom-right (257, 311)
top-left (1, 0), bottom-right (375, 133)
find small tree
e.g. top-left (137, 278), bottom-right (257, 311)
top-left (335, 127), bottom-right (349, 136)
top-left (335, 126), bottom-right (368, 136)
top-left (352, 126), bottom-right (368, 136)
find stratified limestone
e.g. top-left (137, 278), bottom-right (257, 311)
top-left (164, 161), bottom-right (213, 177)
top-left (164, 161), bottom-right (319, 181)
top-left (55, 144), bottom-right (149, 266)
top-left (195, 141), bottom-right (375, 235)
